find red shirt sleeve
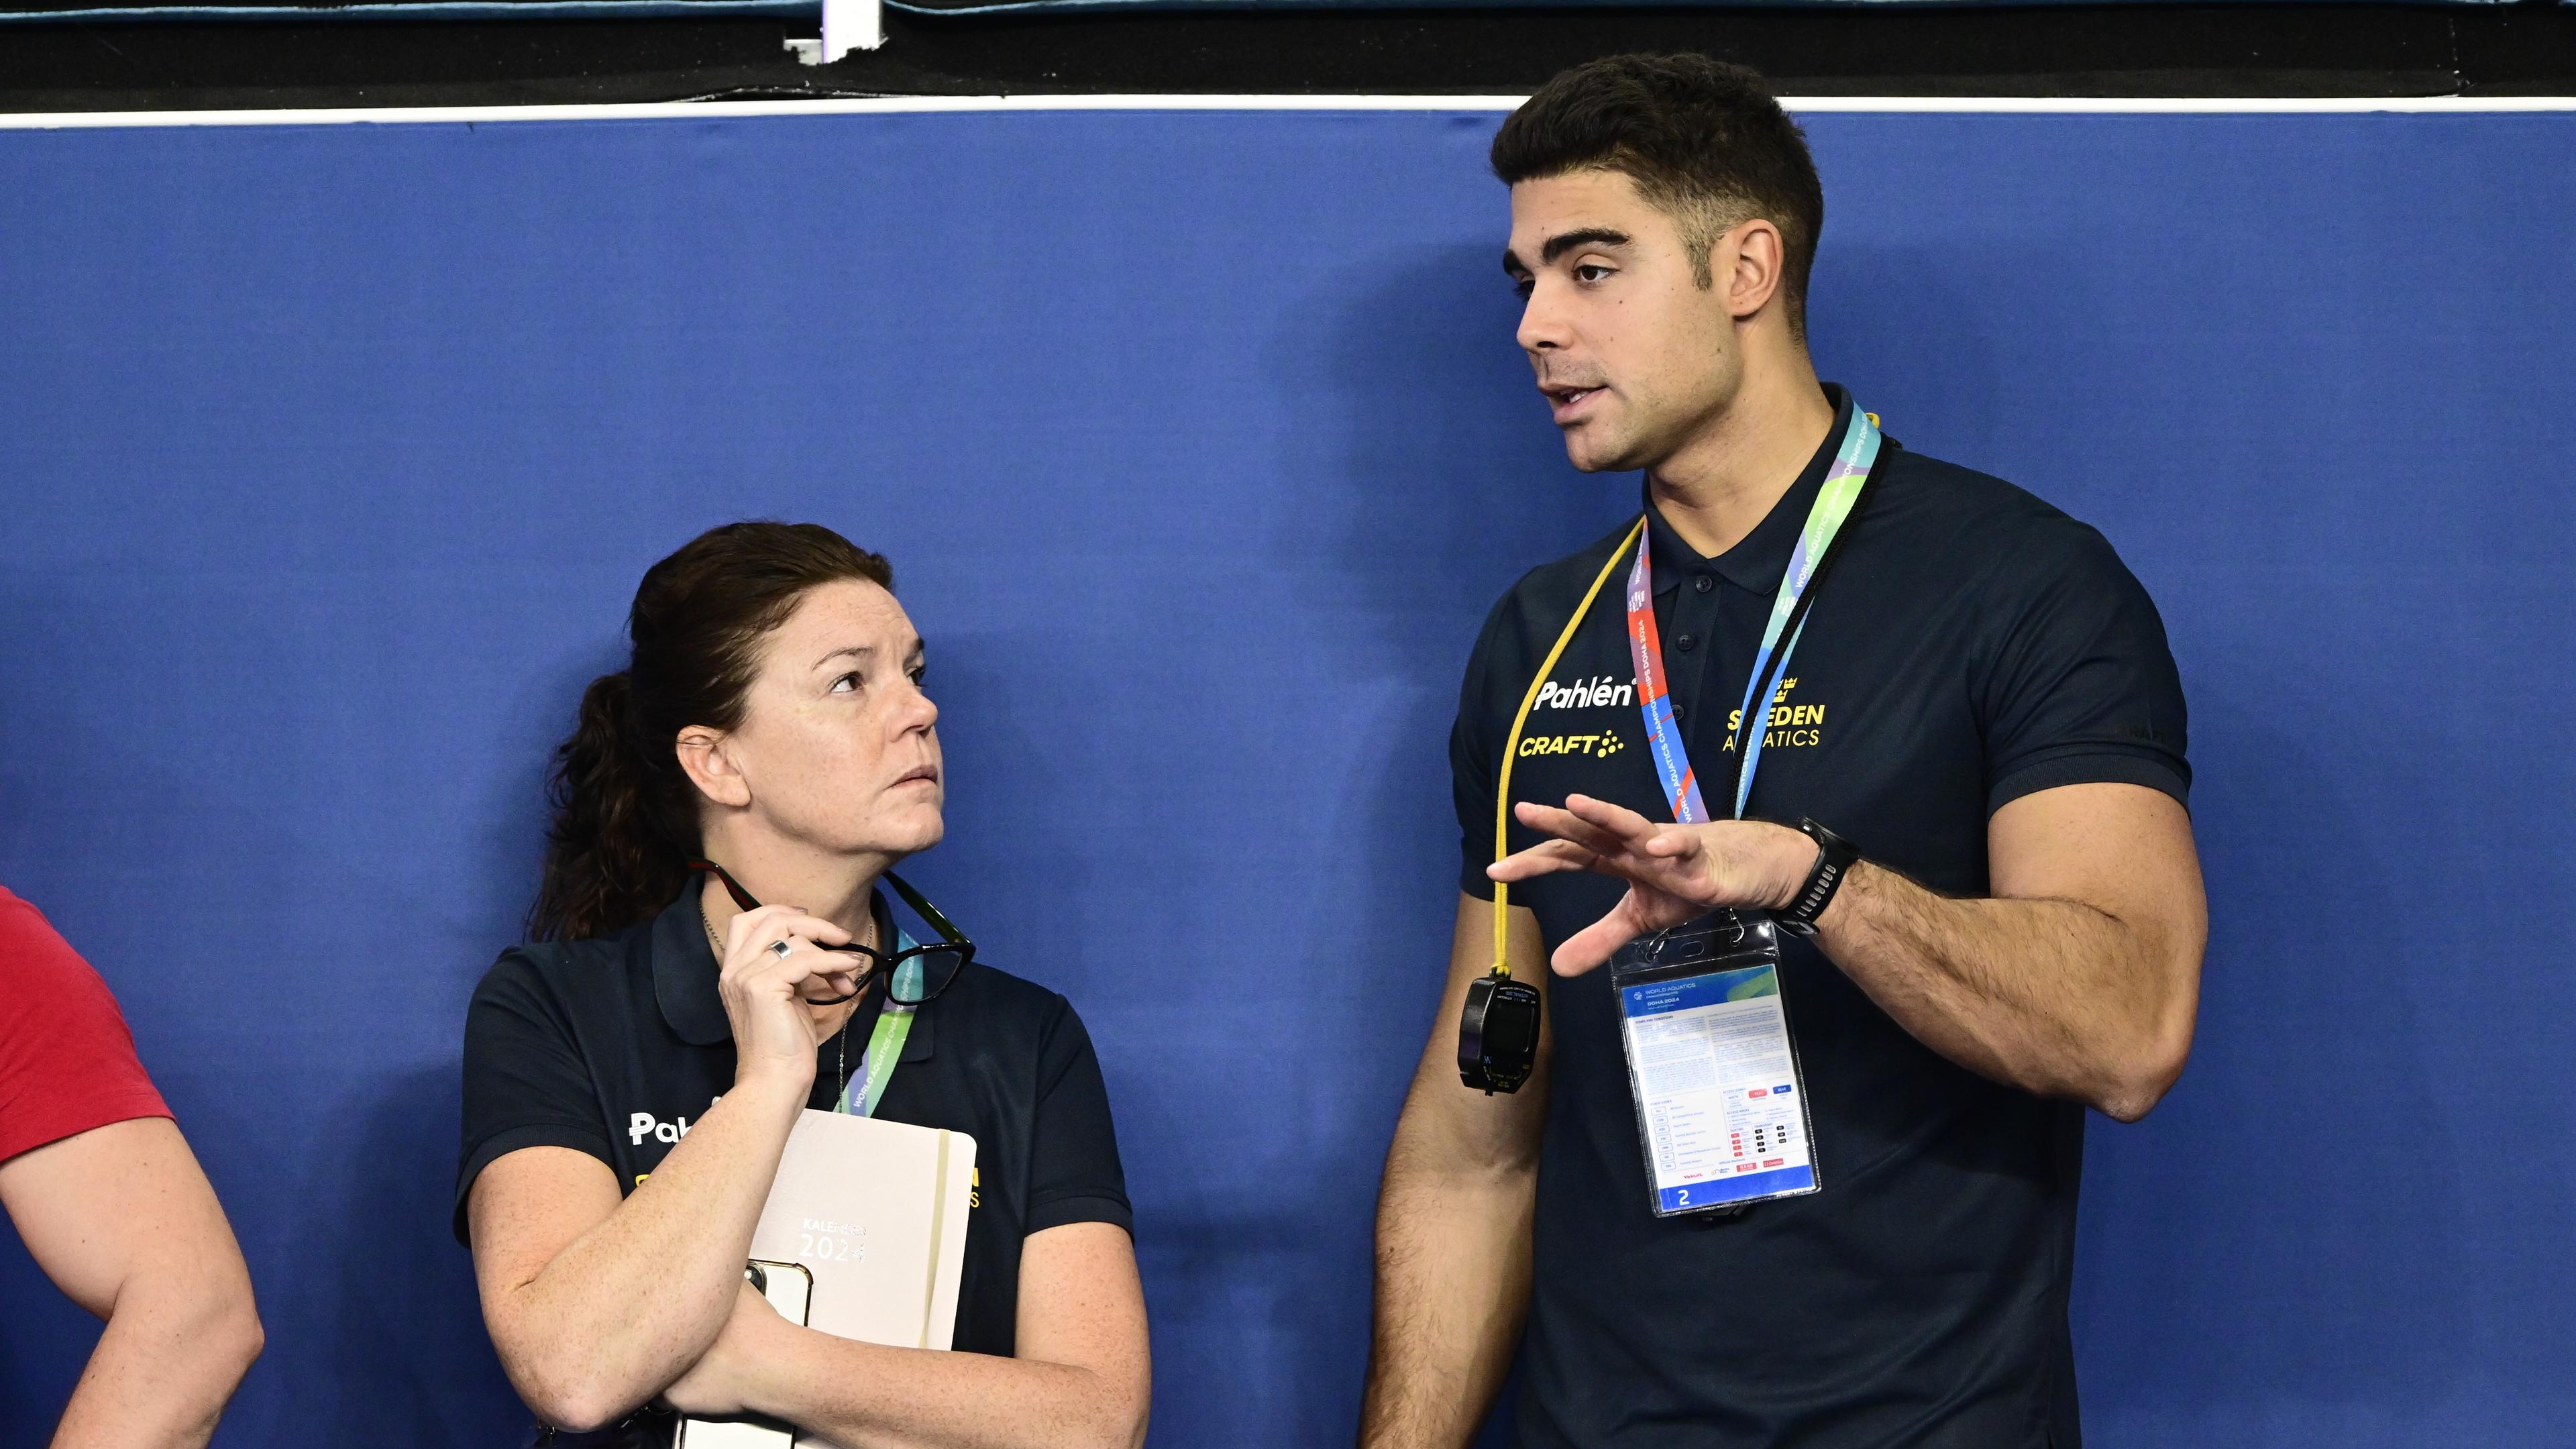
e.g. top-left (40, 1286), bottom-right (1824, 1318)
top-left (0, 886), bottom-right (170, 1164)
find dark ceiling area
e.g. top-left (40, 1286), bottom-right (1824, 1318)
top-left (3, 3), bottom-right (2574, 111)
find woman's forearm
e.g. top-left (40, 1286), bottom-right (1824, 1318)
top-left (491, 1073), bottom-right (808, 1430)
top-left (747, 1332), bottom-right (1146, 1449)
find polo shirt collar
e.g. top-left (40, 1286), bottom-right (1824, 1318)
top-left (650, 883), bottom-right (927, 1060)
top-left (1644, 382), bottom-right (1856, 596)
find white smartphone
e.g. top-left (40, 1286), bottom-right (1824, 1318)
top-left (671, 1260), bottom-right (814, 1449)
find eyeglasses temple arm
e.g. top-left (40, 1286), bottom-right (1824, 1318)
top-left (694, 859), bottom-right (963, 949)
top-left (883, 871), bottom-right (967, 945)
top-left (684, 859), bottom-right (763, 913)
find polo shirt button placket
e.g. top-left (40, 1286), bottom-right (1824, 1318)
top-left (1695, 574), bottom-right (1715, 594)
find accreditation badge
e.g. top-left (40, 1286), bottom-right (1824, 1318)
top-left (1611, 910), bottom-right (1821, 1218)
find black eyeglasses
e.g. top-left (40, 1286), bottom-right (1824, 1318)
top-left (687, 859), bottom-right (974, 1008)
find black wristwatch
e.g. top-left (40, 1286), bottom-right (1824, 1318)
top-left (1778, 818), bottom-right (1860, 937)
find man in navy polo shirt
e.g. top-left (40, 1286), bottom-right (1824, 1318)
top-left (1360, 56), bottom-right (2206, 1449)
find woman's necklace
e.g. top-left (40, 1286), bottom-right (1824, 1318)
top-left (700, 903), bottom-right (873, 1106)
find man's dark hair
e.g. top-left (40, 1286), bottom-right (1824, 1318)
top-left (1492, 54), bottom-right (1824, 339)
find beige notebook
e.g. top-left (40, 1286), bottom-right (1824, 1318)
top-left (747, 1108), bottom-right (976, 1355)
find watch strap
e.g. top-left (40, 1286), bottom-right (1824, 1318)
top-left (1779, 818), bottom-right (1860, 936)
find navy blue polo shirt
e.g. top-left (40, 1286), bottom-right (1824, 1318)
top-left (1452, 386), bottom-right (2189, 1448)
top-left (455, 886), bottom-right (1131, 1372)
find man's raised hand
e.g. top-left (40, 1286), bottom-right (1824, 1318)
top-left (1487, 794), bottom-right (1817, 975)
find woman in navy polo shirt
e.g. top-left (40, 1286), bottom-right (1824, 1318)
top-left (457, 522), bottom-right (1146, 1449)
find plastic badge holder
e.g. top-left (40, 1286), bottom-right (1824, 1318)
top-left (1611, 910), bottom-right (1823, 1218)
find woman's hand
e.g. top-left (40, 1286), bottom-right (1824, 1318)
top-left (716, 904), bottom-right (859, 1091)
top-left (1488, 794), bottom-right (1817, 975)
top-left (657, 1278), bottom-right (791, 1419)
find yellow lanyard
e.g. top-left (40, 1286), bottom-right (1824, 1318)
top-left (1489, 518), bottom-right (1648, 975)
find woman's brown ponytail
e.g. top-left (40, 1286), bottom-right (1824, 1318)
top-left (527, 521), bottom-right (894, 941)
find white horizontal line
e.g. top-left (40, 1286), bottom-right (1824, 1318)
top-left (3, 93), bottom-right (2574, 129)
top-left (1, 95), bottom-right (1519, 127)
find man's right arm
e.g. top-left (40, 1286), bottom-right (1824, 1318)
top-left (0, 1116), bottom-right (263, 1449)
top-left (1358, 894), bottom-right (1551, 1449)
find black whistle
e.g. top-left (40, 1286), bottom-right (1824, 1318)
top-left (1458, 971), bottom-right (1544, 1094)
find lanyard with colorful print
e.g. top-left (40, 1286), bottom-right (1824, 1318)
top-left (1462, 404), bottom-right (1884, 1099)
top-left (1623, 405), bottom-right (1882, 824)
top-left (836, 930), bottom-right (922, 1119)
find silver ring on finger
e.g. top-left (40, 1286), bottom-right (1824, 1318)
top-left (768, 938), bottom-right (796, 959)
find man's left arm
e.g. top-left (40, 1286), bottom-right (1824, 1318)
top-left (1495, 778), bottom-right (2206, 1122)
top-left (1794, 782), bottom-right (2204, 1121)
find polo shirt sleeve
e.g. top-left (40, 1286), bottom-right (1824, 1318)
top-left (1023, 996), bottom-right (1133, 1237)
top-left (1977, 522), bottom-right (2192, 814)
top-left (455, 947), bottom-right (615, 1242)
top-left (0, 890), bottom-right (170, 1165)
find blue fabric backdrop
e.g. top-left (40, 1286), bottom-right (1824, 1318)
top-left (0, 105), bottom-right (2569, 1446)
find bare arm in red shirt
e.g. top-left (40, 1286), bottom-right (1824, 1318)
top-left (0, 1116), bottom-right (264, 1449)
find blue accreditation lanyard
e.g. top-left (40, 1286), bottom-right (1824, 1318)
top-left (1623, 406), bottom-right (1882, 823)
